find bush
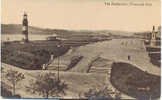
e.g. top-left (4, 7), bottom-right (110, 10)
top-left (84, 86), bottom-right (121, 99)
top-left (1, 86), bottom-right (12, 98)
top-left (1, 85), bottom-right (21, 98)
top-left (27, 73), bottom-right (68, 98)
top-left (66, 56), bottom-right (83, 70)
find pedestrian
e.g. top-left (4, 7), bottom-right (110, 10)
top-left (42, 64), bottom-right (46, 70)
top-left (128, 55), bottom-right (131, 60)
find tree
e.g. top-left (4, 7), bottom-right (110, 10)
top-left (84, 86), bottom-right (113, 99)
top-left (5, 69), bottom-right (25, 95)
top-left (84, 86), bottom-right (121, 99)
top-left (27, 73), bottom-right (67, 98)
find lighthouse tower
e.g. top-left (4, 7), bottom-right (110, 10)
top-left (22, 12), bottom-right (29, 42)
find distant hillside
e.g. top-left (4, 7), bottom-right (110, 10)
top-left (2, 24), bottom-right (53, 35)
top-left (2, 24), bottom-right (106, 35)
top-left (2, 24), bottom-right (139, 39)
top-left (1, 24), bottom-right (110, 38)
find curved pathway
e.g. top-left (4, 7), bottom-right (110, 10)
top-left (62, 38), bottom-right (160, 76)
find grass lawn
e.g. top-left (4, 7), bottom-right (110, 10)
top-left (2, 40), bottom-right (70, 70)
top-left (2, 63), bottom-right (107, 98)
top-left (110, 62), bottom-right (160, 99)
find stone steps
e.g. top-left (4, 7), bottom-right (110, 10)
top-left (89, 66), bottom-right (112, 74)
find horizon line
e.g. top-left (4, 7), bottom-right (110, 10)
top-left (2, 23), bottom-right (156, 33)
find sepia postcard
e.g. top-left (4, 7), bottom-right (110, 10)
top-left (1, 0), bottom-right (161, 100)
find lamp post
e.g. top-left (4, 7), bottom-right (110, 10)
top-left (57, 44), bottom-right (61, 81)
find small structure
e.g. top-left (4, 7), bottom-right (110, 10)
top-left (46, 34), bottom-right (58, 41)
top-left (150, 26), bottom-right (156, 46)
top-left (150, 26), bottom-right (161, 46)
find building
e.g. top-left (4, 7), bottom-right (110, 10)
top-left (46, 34), bottom-right (59, 41)
top-left (22, 12), bottom-right (29, 42)
top-left (150, 26), bottom-right (161, 46)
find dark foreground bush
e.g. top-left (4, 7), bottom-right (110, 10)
top-left (1, 86), bottom-right (21, 98)
top-left (1, 86), bottom-right (12, 98)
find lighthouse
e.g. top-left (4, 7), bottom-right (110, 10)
top-left (22, 12), bottom-right (29, 42)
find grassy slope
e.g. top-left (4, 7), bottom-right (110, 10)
top-left (2, 24), bottom-right (108, 36)
top-left (2, 24), bottom-right (53, 35)
top-left (2, 41), bottom-right (69, 70)
top-left (110, 62), bottom-right (160, 99)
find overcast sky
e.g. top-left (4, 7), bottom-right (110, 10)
top-left (2, 0), bottom-right (160, 32)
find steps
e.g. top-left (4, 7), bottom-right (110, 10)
top-left (88, 58), bottom-right (113, 75)
top-left (89, 66), bottom-right (112, 74)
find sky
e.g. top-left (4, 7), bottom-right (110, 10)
top-left (2, 0), bottom-right (161, 32)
